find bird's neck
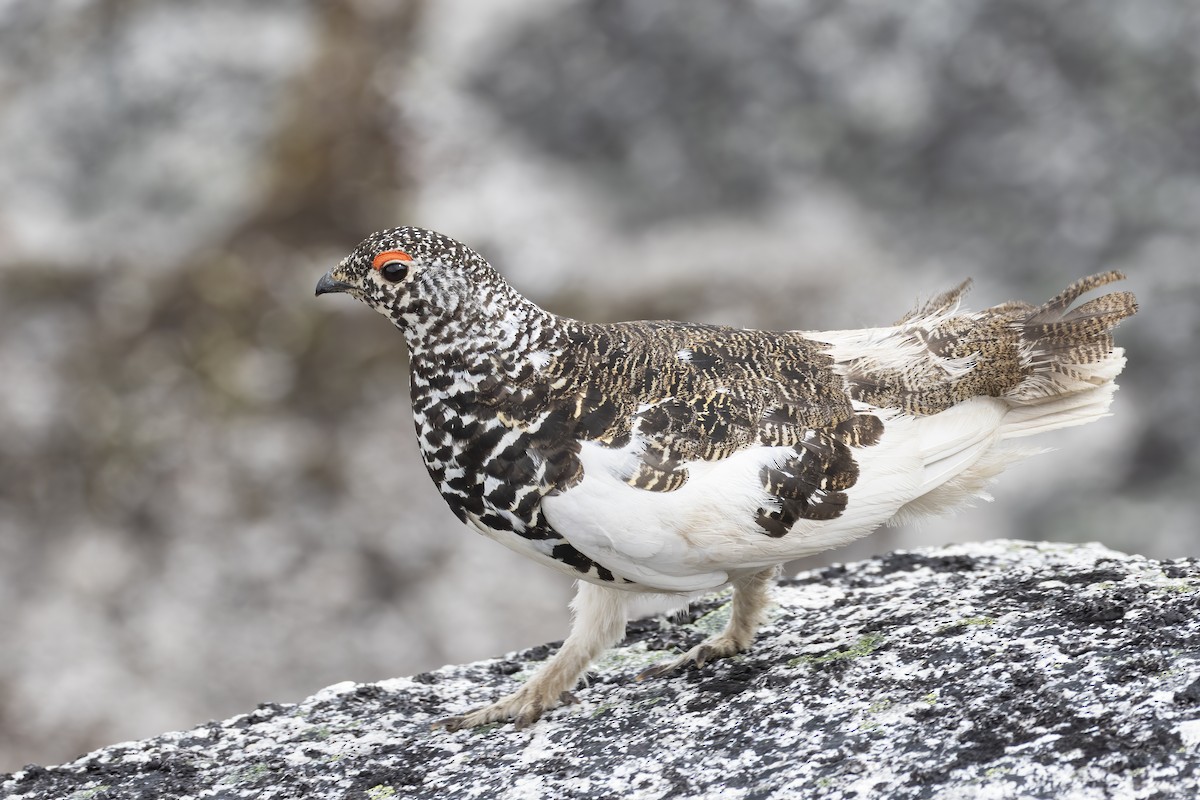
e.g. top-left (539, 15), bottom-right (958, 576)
top-left (399, 273), bottom-right (568, 384)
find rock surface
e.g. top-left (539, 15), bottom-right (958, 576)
top-left (6, 540), bottom-right (1200, 800)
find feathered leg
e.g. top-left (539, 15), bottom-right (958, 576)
top-left (438, 580), bottom-right (627, 730)
top-left (638, 566), bottom-right (777, 680)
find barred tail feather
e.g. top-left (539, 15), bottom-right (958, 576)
top-left (869, 272), bottom-right (1136, 527)
top-left (1005, 271), bottom-right (1137, 404)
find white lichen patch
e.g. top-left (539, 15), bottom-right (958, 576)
top-left (1179, 720), bottom-right (1200, 748)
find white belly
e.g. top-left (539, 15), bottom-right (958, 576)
top-left (541, 414), bottom-right (927, 593)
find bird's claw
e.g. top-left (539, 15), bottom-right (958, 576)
top-left (433, 689), bottom-right (579, 732)
top-left (636, 640), bottom-right (739, 681)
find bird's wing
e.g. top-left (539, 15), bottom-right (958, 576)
top-left (523, 323), bottom-right (896, 589)
top-left (551, 322), bottom-right (858, 481)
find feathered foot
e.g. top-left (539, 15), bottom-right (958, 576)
top-left (434, 581), bottom-right (627, 731)
top-left (438, 686), bottom-right (581, 731)
top-left (637, 567), bottom-right (776, 680)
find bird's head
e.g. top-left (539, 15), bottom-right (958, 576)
top-left (315, 226), bottom-right (494, 329)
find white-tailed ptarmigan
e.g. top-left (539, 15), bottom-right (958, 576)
top-left (316, 227), bottom-right (1137, 730)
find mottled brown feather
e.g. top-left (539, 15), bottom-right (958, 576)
top-left (843, 271), bottom-right (1137, 414)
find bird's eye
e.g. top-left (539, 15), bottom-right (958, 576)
top-left (372, 249), bottom-right (413, 282)
top-left (379, 260), bottom-right (409, 282)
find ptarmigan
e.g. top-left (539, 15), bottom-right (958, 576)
top-left (316, 227), bottom-right (1137, 730)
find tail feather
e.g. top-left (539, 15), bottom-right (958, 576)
top-left (999, 376), bottom-right (1121, 438)
top-left (817, 272), bottom-right (1137, 526)
top-left (818, 271), bottom-right (1137, 413)
top-left (1025, 271), bottom-right (1128, 324)
top-left (1006, 272), bottom-right (1136, 404)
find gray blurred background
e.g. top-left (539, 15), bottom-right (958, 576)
top-left (1, 0), bottom-right (1197, 771)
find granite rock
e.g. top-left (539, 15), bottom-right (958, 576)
top-left (5, 540), bottom-right (1200, 800)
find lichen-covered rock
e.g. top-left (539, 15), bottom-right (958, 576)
top-left (6, 540), bottom-right (1200, 799)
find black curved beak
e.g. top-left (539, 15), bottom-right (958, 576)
top-left (315, 271), bottom-right (353, 297)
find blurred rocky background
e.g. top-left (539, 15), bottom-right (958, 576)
top-left (0, 0), bottom-right (1196, 772)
